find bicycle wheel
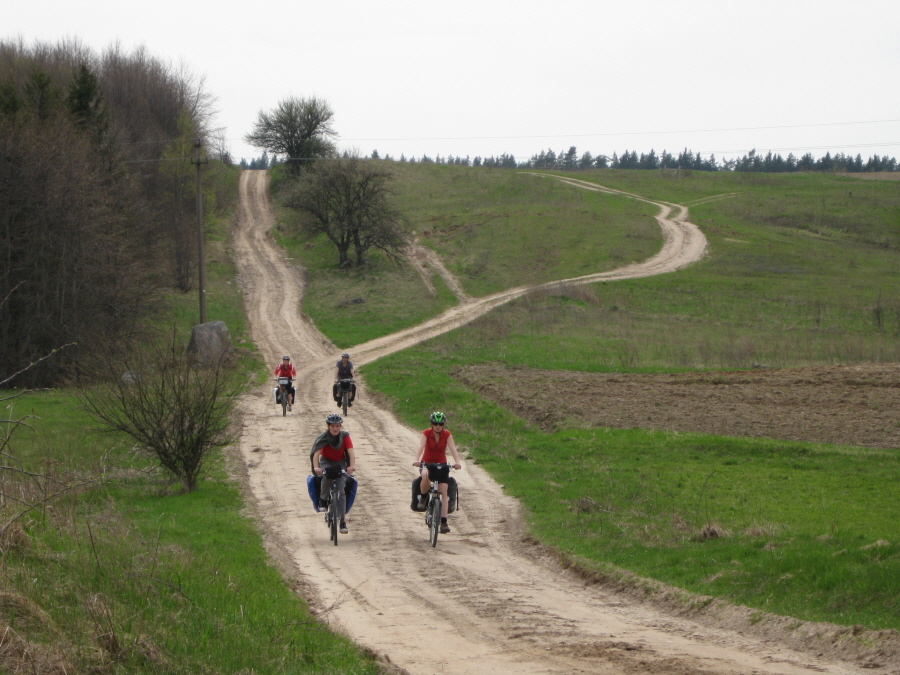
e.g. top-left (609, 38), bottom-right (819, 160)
top-left (428, 494), bottom-right (441, 547)
top-left (342, 390), bottom-right (349, 416)
top-left (329, 501), bottom-right (338, 545)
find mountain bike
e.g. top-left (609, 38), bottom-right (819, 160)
top-left (322, 466), bottom-right (346, 546)
top-left (419, 463), bottom-right (453, 548)
top-left (337, 378), bottom-right (355, 416)
top-left (276, 377), bottom-right (293, 416)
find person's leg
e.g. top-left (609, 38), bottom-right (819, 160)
top-left (439, 482), bottom-right (450, 518)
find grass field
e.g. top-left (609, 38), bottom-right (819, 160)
top-left (364, 348), bottom-right (900, 630)
top-left (349, 165), bottom-right (900, 631)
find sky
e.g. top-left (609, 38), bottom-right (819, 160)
top-left (7, 0), bottom-right (900, 165)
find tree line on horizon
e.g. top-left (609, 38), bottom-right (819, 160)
top-left (0, 38), bottom-right (232, 385)
top-left (360, 146), bottom-right (900, 173)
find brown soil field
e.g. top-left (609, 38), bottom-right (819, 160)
top-left (455, 362), bottom-right (900, 448)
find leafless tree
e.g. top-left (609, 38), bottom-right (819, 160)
top-left (79, 332), bottom-right (241, 492)
top-left (245, 96), bottom-right (336, 174)
top-left (284, 157), bottom-right (408, 267)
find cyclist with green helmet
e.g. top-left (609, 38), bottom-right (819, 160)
top-left (413, 411), bottom-right (462, 534)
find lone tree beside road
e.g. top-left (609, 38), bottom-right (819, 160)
top-left (285, 156), bottom-right (408, 267)
top-left (245, 96), bottom-right (336, 174)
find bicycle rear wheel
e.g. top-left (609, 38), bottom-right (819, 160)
top-left (428, 494), bottom-right (441, 547)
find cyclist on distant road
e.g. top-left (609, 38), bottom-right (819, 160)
top-left (332, 352), bottom-right (357, 408)
top-left (273, 355), bottom-right (297, 410)
top-left (312, 413), bottom-right (356, 534)
top-left (413, 411), bottom-right (462, 534)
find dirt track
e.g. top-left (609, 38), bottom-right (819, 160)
top-left (232, 170), bottom-right (887, 675)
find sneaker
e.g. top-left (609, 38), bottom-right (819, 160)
top-left (440, 521), bottom-right (450, 534)
top-left (336, 400), bottom-right (342, 408)
top-left (318, 499), bottom-right (327, 512)
top-left (348, 401), bottom-right (353, 407)
top-left (340, 521), bottom-right (348, 534)
top-left (287, 403), bottom-right (292, 411)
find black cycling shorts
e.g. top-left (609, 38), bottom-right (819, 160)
top-left (423, 463), bottom-right (450, 483)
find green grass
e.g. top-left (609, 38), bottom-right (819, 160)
top-left (411, 168), bottom-right (900, 371)
top-left (389, 163), bottom-right (662, 296)
top-left (271, 162), bottom-right (662, 347)
top-left (1, 391), bottom-right (380, 674)
top-left (363, 348), bottom-right (900, 630)
top-left (0, 164), bottom-right (382, 673)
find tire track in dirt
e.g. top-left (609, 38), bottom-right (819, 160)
top-left (233, 170), bottom-right (874, 675)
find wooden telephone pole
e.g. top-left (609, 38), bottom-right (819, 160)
top-left (191, 141), bottom-right (209, 324)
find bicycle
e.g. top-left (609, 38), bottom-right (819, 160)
top-left (336, 378), bottom-right (355, 416)
top-left (321, 466), bottom-right (347, 546)
top-left (276, 377), bottom-right (293, 416)
top-left (417, 463), bottom-right (453, 548)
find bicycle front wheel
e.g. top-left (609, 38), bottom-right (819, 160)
top-left (428, 494), bottom-right (441, 547)
top-left (328, 499), bottom-right (339, 545)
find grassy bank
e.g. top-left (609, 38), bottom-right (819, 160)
top-left (364, 348), bottom-right (900, 630)
top-left (0, 391), bottom-right (380, 674)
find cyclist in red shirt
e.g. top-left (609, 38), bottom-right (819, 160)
top-left (312, 413), bottom-right (356, 534)
top-left (413, 411), bottom-right (462, 534)
top-left (273, 355), bottom-right (297, 410)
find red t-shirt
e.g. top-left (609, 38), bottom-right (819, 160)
top-left (320, 434), bottom-right (353, 462)
top-left (421, 428), bottom-right (451, 464)
top-left (274, 363), bottom-right (297, 377)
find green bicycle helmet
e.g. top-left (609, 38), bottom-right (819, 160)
top-left (429, 411), bottom-right (446, 425)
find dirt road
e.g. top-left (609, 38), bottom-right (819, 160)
top-left (233, 170), bottom-right (881, 675)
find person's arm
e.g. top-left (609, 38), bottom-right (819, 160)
top-left (413, 433), bottom-right (426, 466)
top-left (346, 444), bottom-right (356, 475)
top-left (312, 449), bottom-right (322, 475)
top-left (447, 433), bottom-right (462, 470)
top-left (333, 365), bottom-right (339, 382)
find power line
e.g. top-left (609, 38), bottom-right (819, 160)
top-left (333, 118), bottom-right (900, 143)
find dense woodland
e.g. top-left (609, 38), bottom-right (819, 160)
top-left (0, 39), bottom-right (234, 386)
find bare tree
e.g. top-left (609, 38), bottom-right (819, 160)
top-left (284, 157), bottom-right (408, 267)
top-left (79, 333), bottom-right (241, 492)
top-left (245, 96), bottom-right (336, 174)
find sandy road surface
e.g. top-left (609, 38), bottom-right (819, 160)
top-left (233, 170), bottom-right (872, 675)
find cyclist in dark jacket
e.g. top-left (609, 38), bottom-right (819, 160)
top-left (332, 352), bottom-right (357, 407)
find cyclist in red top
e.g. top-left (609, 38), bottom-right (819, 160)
top-left (312, 413), bottom-right (356, 534)
top-left (273, 355), bottom-right (297, 409)
top-left (413, 411), bottom-right (462, 534)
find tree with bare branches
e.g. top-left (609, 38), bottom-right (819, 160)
top-left (284, 157), bottom-right (408, 267)
top-left (79, 334), bottom-right (241, 492)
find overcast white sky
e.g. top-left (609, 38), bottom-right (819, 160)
top-left (8, 0), bottom-right (900, 164)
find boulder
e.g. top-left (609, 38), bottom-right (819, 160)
top-left (187, 321), bottom-right (234, 366)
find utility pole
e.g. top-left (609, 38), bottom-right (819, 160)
top-left (191, 141), bottom-right (209, 324)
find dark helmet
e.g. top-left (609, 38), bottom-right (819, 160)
top-left (430, 411), bottom-right (446, 425)
top-left (282, 355), bottom-right (290, 360)
top-left (341, 352), bottom-right (350, 359)
top-left (326, 413), bottom-right (344, 426)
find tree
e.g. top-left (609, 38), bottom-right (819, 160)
top-left (66, 63), bottom-right (108, 138)
top-left (245, 96), bottom-right (336, 174)
top-left (285, 157), bottom-right (408, 267)
top-left (80, 332), bottom-right (240, 492)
